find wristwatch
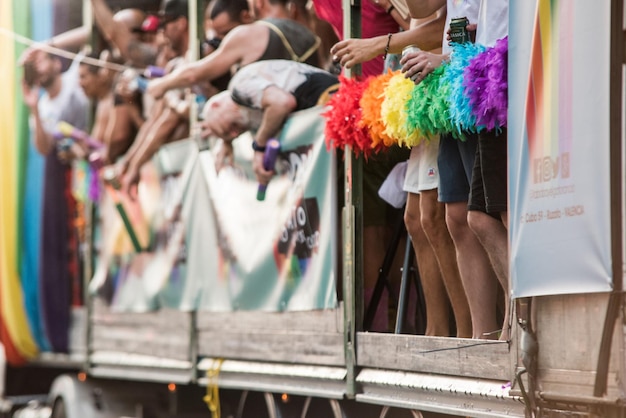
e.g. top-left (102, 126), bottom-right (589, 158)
top-left (251, 140), bottom-right (266, 152)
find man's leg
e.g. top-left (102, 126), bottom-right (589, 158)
top-left (468, 210), bottom-right (509, 340)
top-left (419, 189), bottom-right (472, 338)
top-left (404, 192), bottom-right (451, 336)
top-left (468, 129), bottom-right (510, 340)
top-left (446, 201), bottom-right (499, 339)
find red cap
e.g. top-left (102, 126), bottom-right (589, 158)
top-left (133, 15), bottom-right (160, 33)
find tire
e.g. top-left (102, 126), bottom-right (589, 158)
top-left (50, 398), bottom-right (67, 418)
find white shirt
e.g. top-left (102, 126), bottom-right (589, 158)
top-left (475, 0), bottom-right (509, 47)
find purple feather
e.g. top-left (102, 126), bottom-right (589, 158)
top-left (463, 37), bottom-right (508, 131)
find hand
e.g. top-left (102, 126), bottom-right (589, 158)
top-left (146, 78), bottom-right (166, 100)
top-left (330, 37), bottom-right (380, 69)
top-left (400, 50), bottom-right (447, 84)
top-left (120, 165), bottom-right (140, 200)
top-left (446, 23), bottom-right (477, 44)
top-left (214, 139), bottom-right (234, 173)
top-left (21, 79), bottom-right (40, 110)
top-left (252, 150), bottom-right (273, 186)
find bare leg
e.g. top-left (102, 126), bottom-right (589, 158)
top-left (445, 201), bottom-right (499, 339)
top-left (419, 190), bottom-right (472, 338)
top-left (468, 210), bottom-right (510, 341)
top-left (405, 192), bottom-right (450, 336)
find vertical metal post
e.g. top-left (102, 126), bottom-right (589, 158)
top-left (593, 0), bottom-right (624, 397)
top-left (341, 0), bottom-right (361, 399)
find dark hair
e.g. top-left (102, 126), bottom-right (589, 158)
top-left (79, 52), bottom-right (102, 74)
top-left (209, 0), bottom-right (249, 22)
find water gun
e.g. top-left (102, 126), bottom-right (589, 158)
top-left (56, 121), bottom-right (102, 150)
top-left (101, 166), bottom-right (144, 253)
top-left (256, 139), bottom-right (281, 201)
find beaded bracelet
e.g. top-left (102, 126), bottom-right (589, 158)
top-left (382, 32), bottom-right (393, 61)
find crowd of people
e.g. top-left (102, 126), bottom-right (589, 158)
top-left (20, 0), bottom-right (510, 345)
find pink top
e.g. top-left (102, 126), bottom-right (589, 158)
top-left (313, 0), bottom-right (400, 76)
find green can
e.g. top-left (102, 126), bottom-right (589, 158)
top-left (449, 17), bottom-right (471, 44)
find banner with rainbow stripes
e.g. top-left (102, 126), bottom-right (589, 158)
top-left (509, 0), bottom-right (613, 298)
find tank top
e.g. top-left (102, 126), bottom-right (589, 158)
top-left (256, 18), bottom-right (322, 68)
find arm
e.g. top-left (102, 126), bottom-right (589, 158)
top-left (146, 25), bottom-right (259, 99)
top-left (331, 9), bottom-right (445, 69)
top-left (121, 106), bottom-right (183, 197)
top-left (406, 0), bottom-right (446, 18)
top-left (146, 24), bottom-right (269, 99)
top-left (91, 0), bottom-right (145, 65)
top-left (331, 7), bottom-right (446, 68)
top-left (252, 86), bottom-right (297, 186)
top-left (22, 80), bottom-right (54, 155)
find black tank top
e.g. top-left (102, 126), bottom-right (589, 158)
top-left (257, 18), bottom-right (321, 68)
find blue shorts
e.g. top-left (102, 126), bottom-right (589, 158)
top-left (437, 133), bottom-right (478, 203)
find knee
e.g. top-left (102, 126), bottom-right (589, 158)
top-left (445, 208), bottom-right (467, 239)
top-left (467, 210), bottom-right (490, 239)
top-left (420, 209), bottom-right (443, 241)
top-left (404, 207), bottom-right (422, 239)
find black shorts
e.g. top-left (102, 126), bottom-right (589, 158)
top-left (468, 128), bottom-right (508, 214)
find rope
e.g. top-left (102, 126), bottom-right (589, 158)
top-left (0, 26), bottom-right (128, 72)
top-left (203, 358), bottom-right (224, 418)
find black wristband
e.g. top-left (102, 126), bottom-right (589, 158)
top-left (252, 140), bottom-right (266, 152)
top-left (386, 4), bottom-right (395, 14)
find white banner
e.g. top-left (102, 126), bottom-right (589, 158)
top-left (509, 0), bottom-right (613, 297)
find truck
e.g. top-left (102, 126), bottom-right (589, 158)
top-left (0, 0), bottom-right (625, 417)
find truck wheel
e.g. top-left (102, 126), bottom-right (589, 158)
top-left (50, 398), bottom-right (67, 418)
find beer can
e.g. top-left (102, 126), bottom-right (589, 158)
top-left (402, 45), bottom-right (421, 59)
top-left (449, 17), bottom-right (471, 44)
top-left (102, 166), bottom-right (122, 190)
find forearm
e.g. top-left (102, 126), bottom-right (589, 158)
top-left (91, 0), bottom-right (130, 56)
top-left (47, 26), bottom-right (90, 51)
top-left (254, 107), bottom-right (289, 147)
top-left (127, 108), bottom-right (180, 173)
top-left (31, 109), bottom-right (54, 155)
top-left (406, 0), bottom-right (446, 18)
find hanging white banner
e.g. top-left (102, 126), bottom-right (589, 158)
top-left (509, 0), bottom-right (613, 297)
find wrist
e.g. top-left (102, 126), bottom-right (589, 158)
top-left (386, 4), bottom-right (394, 14)
top-left (251, 140), bottom-right (266, 152)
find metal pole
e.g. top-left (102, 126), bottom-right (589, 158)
top-left (341, 0), bottom-right (361, 400)
top-left (593, 0), bottom-right (624, 397)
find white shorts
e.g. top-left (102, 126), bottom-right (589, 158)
top-left (403, 135), bottom-right (440, 194)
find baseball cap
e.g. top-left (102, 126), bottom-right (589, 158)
top-left (158, 0), bottom-right (188, 19)
top-left (132, 15), bottom-right (160, 33)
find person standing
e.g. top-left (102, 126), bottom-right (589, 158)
top-left (21, 50), bottom-right (89, 352)
top-left (402, 0), bottom-right (502, 339)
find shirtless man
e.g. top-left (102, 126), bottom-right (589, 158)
top-left (146, 0), bottom-right (321, 100)
top-left (120, 0), bottom-right (322, 195)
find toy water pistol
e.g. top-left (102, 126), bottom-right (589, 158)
top-left (256, 139), bottom-right (281, 201)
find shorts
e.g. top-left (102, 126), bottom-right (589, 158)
top-left (468, 128), bottom-right (508, 214)
top-left (363, 145), bottom-right (410, 226)
top-left (403, 136), bottom-right (440, 194)
top-left (437, 133), bottom-right (478, 203)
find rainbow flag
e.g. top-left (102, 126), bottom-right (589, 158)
top-left (0, 0), bottom-right (39, 363)
top-left (525, 0), bottom-right (574, 185)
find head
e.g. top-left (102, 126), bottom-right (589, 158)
top-left (247, 0), bottom-right (290, 20)
top-left (201, 91), bottom-right (251, 142)
top-left (78, 57), bottom-right (103, 99)
top-left (33, 51), bottom-right (62, 88)
top-left (158, 0), bottom-right (189, 54)
top-left (78, 51), bottom-right (118, 99)
top-left (208, 0), bottom-right (251, 40)
top-left (113, 8), bottom-right (146, 33)
top-left (132, 14), bottom-right (160, 45)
